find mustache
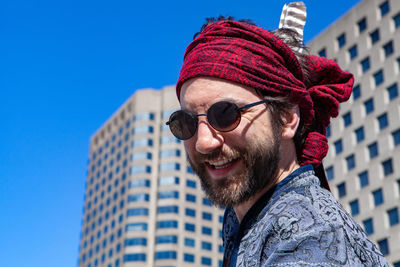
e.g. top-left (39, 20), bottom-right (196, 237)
top-left (189, 147), bottom-right (242, 162)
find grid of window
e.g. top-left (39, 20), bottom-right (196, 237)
top-left (202, 212), bottom-right (212, 221)
top-left (379, 1), bottom-right (390, 17)
top-left (124, 238), bottom-right (147, 246)
top-left (337, 33), bottom-right (346, 48)
top-left (186, 194), bottom-right (196, 203)
top-left (158, 176), bottom-right (179, 186)
top-left (127, 208), bottom-right (148, 217)
top-left (132, 125), bottom-right (153, 135)
top-left (348, 45), bottom-right (358, 59)
top-left (387, 207), bottom-right (399, 226)
top-left (343, 112), bottom-right (352, 127)
top-left (353, 84), bottom-right (361, 100)
top-left (202, 241), bottom-right (212, 251)
top-left (318, 48), bottom-right (326, 57)
top-left (326, 166), bottom-right (334, 181)
top-left (201, 257), bottom-right (212, 266)
top-left (157, 205), bottom-right (179, 214)
top-left (157, 220), bottom-right (178, 229)
top-left (156, 235), bottom-right (178, 244)
top-left (186, 179), bottom-right (197, 188)
top-left (382, 158), bottom-right (393, 176)
top-left (346, 154), bottom-right (355, 171)
top-left (334, 139), bottom-right (343, 154)
top-left (393, 129), bottom-right (400, 146)
top-left (394, 13), bottom-right (400, 28)
top-left (185, 223), bottom-right (195, 232)
top-left (126, 223), bottom-right (147, 232)
top-left (155, 251), bottom-right (177, 260)
top-left (373, 188), bottom-right (384, 206)
top-left (349, 199), bottom-right (359, 216)
top-left (158, 190), bottom-right (179, 199)
top-left (184, 238), bottom-right (195, 247)
top-left (370, 29), bottom-right (380, 44)
top-left (387, 83), bottom-right (398, 100)
top-left (337, 182), bottom-right (346, 198)
top-left (364, 98), bottom-right (374, 115)
top-left (378, 113), bottom-right (389, 129)
top-left (159, 162), bottom-right (180, 172)
top-left (361, 57), bottom-right (370, 73)
top-left (363, 218), bottom-right (374, 235)
top-left (377, 238), bottom-right (389, 256)
top-left (124, 253), bottom-right (146, 262)
top-left (184, 253), bottom-right (195, 263)
top-left (358, 17), bottom-right (367, 33)
top-left (358, 171), bottom-right (369, 188)
top-left (185, 208), bottom-right (196, 217)
top-left (355, 127), bottom-right (365, 143)
top-left (133, 112), bottom-right (154, 122)
top-left (383, 41), bottom-right (394, 57)
top-left (128, 193), bottom-right (149, 202)
top-left (368, 142), bottom-right (379, 159)
top-left (202, 226), bottom-right (212, 236)
top-left (373, 70), bottom-right (384, 86)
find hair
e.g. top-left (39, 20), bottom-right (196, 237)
top-left (194, 16), bottom-right (314, 163)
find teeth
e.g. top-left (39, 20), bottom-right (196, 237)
top-left (208, 158), bottom-right (236, 169)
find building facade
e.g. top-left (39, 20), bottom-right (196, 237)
top-left (78, 86), bottom-right (224, 267)
top-left (308, 0), bottom-right (400, 265)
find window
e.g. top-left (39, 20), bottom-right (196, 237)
top-left (127, 208), bottom-right (148, 217)
top-left (124, 238), bottom-right (147, 246)
top-left (353, 84), bottom-right (361, 100)
top-left (132, 125), bottom-right (153, 135)
top-left (201, 257), bottom-right (212, 266)
top-left (129, 179), bottom-right (150, 188)
top-left (184, 253), bottom-right (195, 263)
top-left (184, 238), bottom-right (195, 247)
top-left (186, 179), bottom-right (197, 188)
top-left (203, 198), bottom-right (212, 207)
top-left (383, 41), bottom-right (394, 57)
top-left (343, 112), bottom-right (352, 127)
top-left (355, 127), bottom-right (365, 143)
top-left (358, 17), bottom-right (367, 33)
top-left (348, 45), bottom-right (358, 59)
top-left (318, 48), bottom-right (326, 57)
top-left (186, 194), bottom-right (196, 203)
top-left (368, 142), bottom-right (379, 159)
top-left (185, 223), bottom-right (195, 232)
top-left (337, 33), bottom-right (346, 48)
top-left (382, 158), bottom-right (393, 176)
top-left (156, 235), bottom-right (178, 244)
top-left (394, 262), bottom-right (400, 267)
top-left (334, 139), bottom-right (343, 154)
top-left (155, 251), bottom-right (177, 260)
top-left (160, 149), bottom-right (180, 158)
top-left (377, 238), bottom-right (389, 256)
top-left (378, 113), bottom-right (389, 129)
top-left (392, 129), bottom-right (400, 146)
top-left (133, 112), bottom-right (154, 122)
top-left (185, 208), bottom-right (196, 217)
top-left (394, 12), bottom-right (400, 28)
top-left (361, 57), bottom-right (370, 73)
top-left (370, 29), bottom-right (380, 44)
top-left (373, 70), bottom-right (384, 86)
top-left (387, 83), bottom-right (398, 100)
top-left (131, 138), bottom-right (153, 147)
top-left (202, 226), bottom-right (212, 236)
top-left (157, 220), bottom-right (178, 229)
top-left (202, 212), bottom-right (212, 221)
top-left (364, 98), bottom-right (374, 115)
top-left (130, 165), bottom-right (151, 174)
top-left (202, 241), bottom-right (212, 251)
top-left (349, 199), bottom-right (359, 216)
top-left (128, 193), bottom-right (149, 203)
top-left (157, 205), bottom-right (179, 214)
top-left (346, 154), bottom-right (355, 170)
top-left (326, 166), bottom-right (334, 181)
top-left (363, 218), bottom-right (374, 235)
top-left (387, 207), bottom-right (399, 226)
top-left (160, 135), bottom-right (181, 144)
top-left (373, 188), bottom-right (384, 206)
top-left (158, 176), bottom-right (179, 186)
top-left (337, 182), bottom-right (346, 198)
top-left (379, 1), bottom-right (390, 17)
top-left (159, 162), bottom-right (180, 172)
top-left (326, 125), bottom-right (331, 138)
top-left (123, 253), bottom-right (146, 262)
top-left (158, 190), bottom-right (179, 199)
top-left (358, 171), bottom-right (369, 188)
top-left (131, 151), bottom-right (152, 161)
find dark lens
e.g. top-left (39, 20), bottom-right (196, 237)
top-left (168, 111), bottom-right (198, 140)
top-left (207, 101), bottom-right (240, 132)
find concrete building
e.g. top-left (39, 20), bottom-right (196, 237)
top-left (308, 0), bottom-right (400, 265)
top-left (78, 86), bottom-right (224, 267)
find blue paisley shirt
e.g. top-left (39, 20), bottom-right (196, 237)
top-left (222, 165), bottom-right (388, 267)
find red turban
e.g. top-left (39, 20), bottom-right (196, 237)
top-left (176, 20), bottom-right (353, 189)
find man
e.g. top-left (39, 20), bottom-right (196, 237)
top-left (166, 4), bottom-right (389, 266)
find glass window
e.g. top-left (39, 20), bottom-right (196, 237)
top-left (353, 84), bottom-right (361, 100)
top-left (349, 199), bottom-right (359, 216)
top-left (162, 110), bottom-right (174, 119)
top-left (159, 162), bottom-right (180, 172)
top-left (361, 57), bottom-right (370, 73)
top-left (157, 205), bottom-right (179, 214)
top-left (382, 158), bottom-right (393, 176)
top-left (363, 218), bottom-right (374, 235)
top-left (346, 154), bottom-right (355, 170)
top-left (368, 142), bottom-right (379, 159)
top-left (131, 151), bottom-right (152, 161)
top-left (184, 238), bottom-right (195, 247)
top-left (387, 83), bottom-right (398, 100)
top-left (348, 45), bottom-right (358, 59)
top-left (326, 125), bottom-right (331, 138)
top-left (124, 238), bottom-right (147, 246)
top-left (201, 257), bottom-right (212, 266)
top-left (160, 136), bottom-right (181, 144)
top-left (129, 179), bottom-right (150, 188)
top-left (358, 17), bottom-right (367, 33)
top-left (392, 129), bottom-right (400, 146)
top-left (370, 29), bottom-right (380, 44)
top-left (380, 1), bottom-right (390, 17)
top-left (201, 241), bottom-right (212, 251)
top-left (337, 33), bottom-right (346, 48)
top-left (377, 238), bottom-right (389, 256)
top-left (130, 165), bottom-right (151, 174)
top-left (131, 138), bottom-right (152, 148)
top-left (383, 41), bottom-right (394, 57)
top-left (186, 179), bottom-right (197, 188)
top-left (184, 253), bottom-right (195, 263)
top-left (157, 220), bottom-right (178, 229)
top-left (337, 182), bottom-right (346, 198)
top-left (202, 226), bottom-right (212, 236)
top-left (358, 171), bottom-right (369, 188)
top-left (133, 112), bottom-right (154, 122)
top-left (394, 12), bottom-right (400, 28)
top-left (318, 48), bottom-right (326, 57)
top-left (185, 223), bottom-right (195, 232)
top-left (158, 176), bottom-right (179, 186)
top-left (185, 208), bottom-right (196, 217)
top-left (123, 253), bottom-right (146, 262)
top-left (355, 127), bottom-right (365, 143)
top-left (128, 193), bottom-right (149, 203)
top-left (378, 113), bottom-right (389, 129)
top-left (158, 190), bottom-right (179, 199)
top-left (387, 207), bottom-right (399, 226)
top-left (160, 149), bottom-right (180, 158)
top-left (364, 98), bottom-right (374, 115)
top-left (154, 251), bottom-right (177, 260)
top-left (326, 166), bottom-right (334, 181)
top-left (127, 208), bottom-right (148, 217)
top-left (394, 262), bottom-right (400, 267)
top-left (156, 235), bottom-right (178, 244)
top-left (132, 125), bottom-right (153, 135)
top-left (202, 212), bottom-right (212, 221)
top-left (373, 70), bottom-right (384, 86)
top-left (373, 188), bottom-right (384, 206)
top-left (186, 194), bottom-right (196, 203)
top-left (334, 139), bottom-right (343, 154)
top-left (203, 198), bottom-right (212, 207)
top-left (343, 112), bottom-right (352, 127)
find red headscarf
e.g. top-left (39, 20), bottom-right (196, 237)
top-left (176, 20), bottom-right (353, 190)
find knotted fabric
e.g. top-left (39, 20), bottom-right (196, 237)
top-left (176, 21), bottom-right (353, 188)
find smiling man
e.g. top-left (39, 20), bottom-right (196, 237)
top-left (167, 3), bottom-right (388, 266)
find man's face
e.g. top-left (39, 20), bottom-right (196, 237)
top-left (180, 77), bottom-right (282, 207)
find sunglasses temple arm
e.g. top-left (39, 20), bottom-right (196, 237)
top-left (239, 99), bottom-right (270, 110)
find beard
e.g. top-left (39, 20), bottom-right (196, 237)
top-left (187, 128), bottom-right (281, 207)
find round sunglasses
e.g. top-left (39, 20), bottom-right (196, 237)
top-left (166, 99), bottom-right (270, 140)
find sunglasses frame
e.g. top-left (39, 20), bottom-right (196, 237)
top-left (166, 99), bottom-right (270, 140)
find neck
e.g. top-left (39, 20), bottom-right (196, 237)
top-left (233, 158), bottom-right (300, 222)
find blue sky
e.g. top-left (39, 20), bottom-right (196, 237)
top-left (1, 0), bottom-right (361, 266)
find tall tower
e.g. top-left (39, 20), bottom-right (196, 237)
top-left (78, 86), bottom-right (224, 267)
top-left (308, 0), bottom-right (400, 264)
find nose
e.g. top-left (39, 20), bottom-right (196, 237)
top-left (195, 120), bottom-right (223, 154)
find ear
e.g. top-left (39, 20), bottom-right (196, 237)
top-left (281, 106), bottom-right (300, 140)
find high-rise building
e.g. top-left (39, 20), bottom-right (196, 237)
top-left (78, 86), bottom-right (224, 267)
top-left (308, 0), bottom-right (400, 264)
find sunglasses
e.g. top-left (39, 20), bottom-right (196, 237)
top-left (166, 99), bottom-right (269, 140)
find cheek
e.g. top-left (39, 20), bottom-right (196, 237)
top-left (183, 139), bottom-right (196, 158)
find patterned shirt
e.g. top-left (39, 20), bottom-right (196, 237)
top-left (222, 165), bottom-right (388, 266)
